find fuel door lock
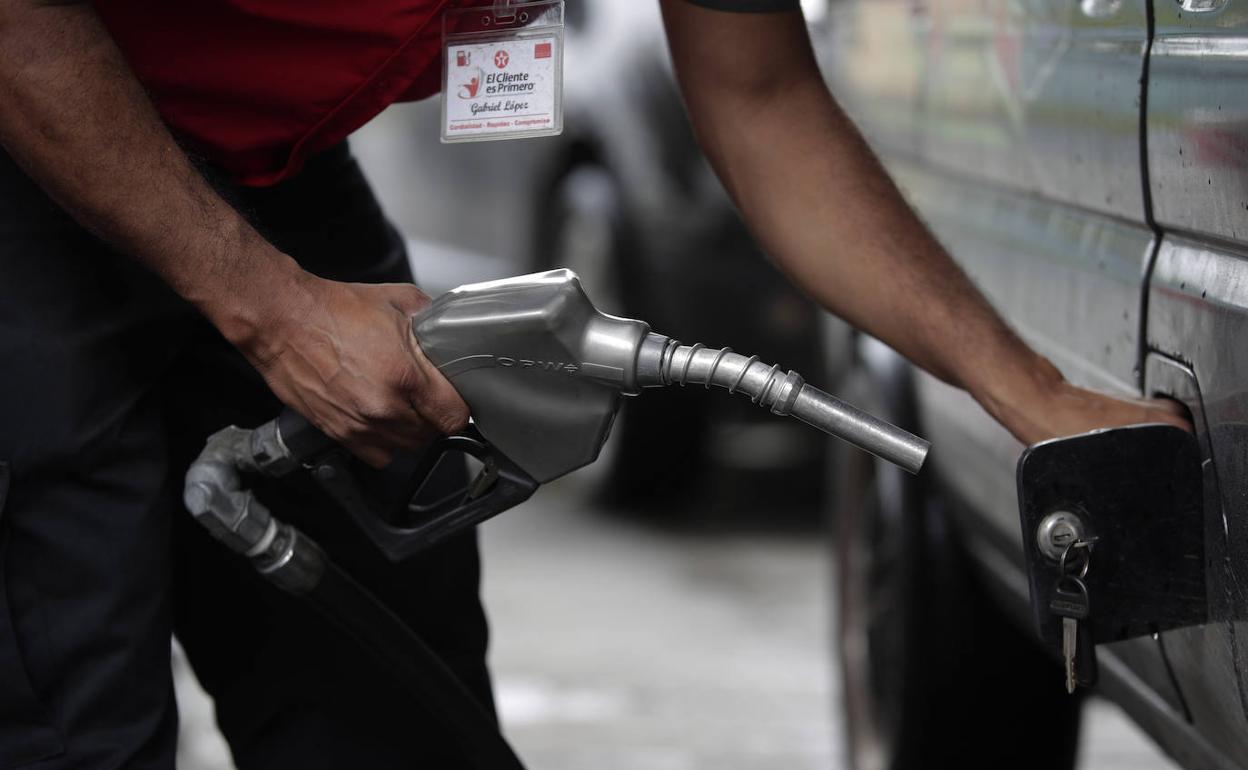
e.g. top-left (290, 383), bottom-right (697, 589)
top-left (1016, 424), bottom-right (1206, 691)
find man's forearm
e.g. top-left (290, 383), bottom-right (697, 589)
top-left (691, 76), bottom-right (1055, 415)
top-left (0, 1), bottom-right (305, 354)
top-left (0, 2), bottom-right (471, 465)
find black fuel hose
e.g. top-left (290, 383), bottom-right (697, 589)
top-left (305, 560), bottom-right (526, 770)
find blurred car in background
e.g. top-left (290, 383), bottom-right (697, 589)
top-left (356, 0), bottom-right (839, 510)
top-left (816, 1), bottom-right (1248, 768)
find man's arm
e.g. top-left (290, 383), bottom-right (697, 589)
top-left (659, 2), bottom-right (1186, 443)
top-left (0, 1), bottom-right (467, 466)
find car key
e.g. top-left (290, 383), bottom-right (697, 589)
top-left (1049, 575), bottom-right (1090, 693)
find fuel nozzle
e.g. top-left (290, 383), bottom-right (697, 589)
top-left (415, 269), bottom-right (929, 483)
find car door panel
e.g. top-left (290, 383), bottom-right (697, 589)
top-left (921, 0), bottom-right (1150, 221)
top-left (892, 158), bottom-right (1199, 732)
top-left (1148, 1), bottom-right (1248, 241)
top-left (825, 0), bottom-right (1195, 734)
top-left (1146, 239), bottom-right (1248, 764)
top-left (893, 162), bottom-right (1149, 394)
top-left (1146, 2), bottom-right (1248, 760)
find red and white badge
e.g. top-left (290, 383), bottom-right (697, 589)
top-left (442, 2), bottom-right (564, 143)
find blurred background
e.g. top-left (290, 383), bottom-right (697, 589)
top-left (175, 0), bottom-right (1196, 767)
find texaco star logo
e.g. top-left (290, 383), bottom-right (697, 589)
top-left (494, 50), bottom-right (510, 69)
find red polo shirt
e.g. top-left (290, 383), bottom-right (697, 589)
top-left (95, 0), bottom-right (463, 186)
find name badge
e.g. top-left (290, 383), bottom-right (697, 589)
top-left (442, 1), bottom-right (564, 143)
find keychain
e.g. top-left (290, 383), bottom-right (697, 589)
top-left (441, 0), bottom-right (565, 143)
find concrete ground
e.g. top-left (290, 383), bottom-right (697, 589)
top-left (175, 473), bottom-right (1175, 770)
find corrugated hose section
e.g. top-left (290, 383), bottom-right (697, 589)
top-left (639, 335), bottom-right (929, 474)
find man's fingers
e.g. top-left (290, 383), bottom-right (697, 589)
top-left (1153, 396), bottom-right (1189, 417)
top-left (1144, 397), bottom-right (1194, 433)
top-left (335, 415), bottom-right (430, 468)
top-left (349, 442), bottom-right (395, 470)
top-left (412, 384), bottom-right (470, 435)
top-left (320, 387), bottom-right (459, 460)
top-left (382, 282), bottom-right (433, 318)
top-left (299, 398), bottom-right (424, 467)
top-left (376, 411), bottom-right (441, 451)
top-left (405, 326), bottom-right (471, 435)
top-left (373, 283), bottom-right (469, 437)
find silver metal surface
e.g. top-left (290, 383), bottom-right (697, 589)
top-left (1148, 2), bottom-right (1248, 246)
top-left (250, 418), bottom-right (300, 477)
top-left (1146, 237), bottom-right (1248, 762)
top-left (1065, 616), bottom-right (1080, 694)
top-left (1176, 0), bottom-right (1230, 10)
top-left (790, 384), bottom-right (928, 475)
top-left (253, 524), bottom-right (327, 595)
top-left (183, 425), bottom-right (326, 595)
top-left (1146, 7), bottom-right (1248, 754)
top-left (417, 269), bottom-right (927, 481)
top-left (1037, 510), bottom-right (1090, 563)
top-left (882, 0), bottom-right (1151, 222)
top-left (820, 1), bottom-right (1244, 761)
top-left (183, 426), bottom-right (275, 554)
top-left (414, 269), bottom-right (649, 483)
top-left (890, 161), bottom-right (1153, 398)
top-left (633, 336), bottom-right (928, 474)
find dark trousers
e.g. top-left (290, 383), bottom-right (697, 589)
top-left (0, 144), bottom-right (492, 768)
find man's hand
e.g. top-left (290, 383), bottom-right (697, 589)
top-left (978, 361), bottom-right (1192, 446)
top-left (240, 277), bottom-right (468, 468)
top-left (1043, 386), bottom-right (1192, 441)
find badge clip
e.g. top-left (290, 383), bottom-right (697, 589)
top-left (492, 0), bottom-right (517, 24)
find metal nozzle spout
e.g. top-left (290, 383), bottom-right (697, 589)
top-left (788, 383), bottom-right (929, 474)
top-left (634, 333), bottom-right (929, 474)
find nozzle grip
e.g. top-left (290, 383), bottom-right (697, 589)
top-left (260, 411), bottom-right (539, 562)
top-left (345, 428), bottom-right (539, 562)
top-left (286, 423), bottom-right (537, 562)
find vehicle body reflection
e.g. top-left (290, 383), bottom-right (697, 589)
top-left (818, 0), bottom-right (1248, 767)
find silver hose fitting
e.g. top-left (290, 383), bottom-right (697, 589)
top-left (634, 333), bottom-right (929, 474)
top-left (184, 424), bottom-right (326, 594)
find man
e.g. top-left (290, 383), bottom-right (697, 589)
top-left (0, 0), bottom-right (1184, 767)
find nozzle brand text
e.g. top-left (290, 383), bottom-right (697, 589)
top-left (494, 356), bottom-right (580, 374)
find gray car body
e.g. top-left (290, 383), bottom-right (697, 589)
top-left (816, 0), bottom-right (1248, 765)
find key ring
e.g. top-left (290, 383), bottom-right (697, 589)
top-left (1058, 536), bottom-right (1099, 580)
top-left (1053, 572), bottom-right (1090, 602)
